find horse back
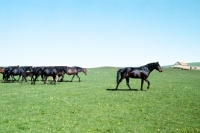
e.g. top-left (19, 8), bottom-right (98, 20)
top-left (66, 67), bottom-right (77, 75)
top-left (127, 66), bottom-right (149, 78)
top-left (43, 67), bottom-right (57, 76)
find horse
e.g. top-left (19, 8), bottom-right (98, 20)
top-left (54, 66), bottom-right (68, 82)
top-left (41, 67), bottom-right (68, 84)
top-left (10, 66), bottom-right (32, 82)
top-left (25, 72), bottom-right (34, 81)
top-left (0, 67), bottom-right (4, 74)
top-left (115, 62), bottom-right (162, 91)
top-left (9, 66), bottom-right (32, 82)
top-left (30, 67), bottom-right (44, 84)
top-left (66, 66), bottom-right (87, 82)
top-left (3, 65), bottom-right (19, 82)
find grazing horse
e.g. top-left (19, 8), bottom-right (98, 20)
top-left (115, 62), bottom-right (162, 91)
top-left (66, 66), bottom-right (87, 82)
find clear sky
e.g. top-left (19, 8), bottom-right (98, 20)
top-left (0, 0), bottom-right (199, 67)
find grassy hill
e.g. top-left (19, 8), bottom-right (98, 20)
top-left (163, 62), bottom-right (200, 68)
top-left (187, 62), bottom-right (200, 66)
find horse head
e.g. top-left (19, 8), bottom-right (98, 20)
top-left (83, 68), bottom-right (87, 75)
top-left (155, 62), bottom-right (162, 72)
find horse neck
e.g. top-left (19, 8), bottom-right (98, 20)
top-left (78, 67), bottom-right (86, 74)
top-left (146, 63), bottom-right (156, 73)
top-left (76, 67), bottom-right (82, 72)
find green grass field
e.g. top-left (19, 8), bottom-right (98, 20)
top-left (0, 68), bottom-right (200, 132)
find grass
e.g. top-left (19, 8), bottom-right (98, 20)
top-left (0, 68), bottom-right (200, 132)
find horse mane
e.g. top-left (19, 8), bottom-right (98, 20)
top-left (145, 62), bottom-right (158, 72)
top-left (145, 62), bottom-right (158, 67)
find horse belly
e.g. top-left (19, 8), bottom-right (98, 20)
top-left (67, 69), bottom-right (76, 75)
top-left (128, 72), bottom-right (141, 78)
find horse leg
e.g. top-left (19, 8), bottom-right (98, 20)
top-left (23, 75), bottom-right (27, 82)
top-left (126, 78), bottom-right (132, 90)
top-left (34, 75), bottom-right (39, 84)
top-left (145, 79), bottom-right (150, 90)
top-left (44, 76), bottom-right (47, 84)
top-left (12, 75), bottom-right (17, 82)
top-left (56, 75), bottom-right (59, 82)
top-left (17, 75), bottom-right (21, 82)
top-left (3, 74), bottom-right (6, 82)
top-left (21, 75), bottom-right (27, 83)
top-left (2, 74), bottom-right (5, 82)
top-left (6, 74), bottom-right (10, 82)
top-left (141, 79), bottom-right (144, 91)
top-left (20, 75), bottom-right (23, 83)
top-left (53, 75), bottom-right (56, 85)
top-left (76, 74), bottom-right (81, 82)
top-left (71, 75), bottom-right (75, 82)
top-left (11, 75), bottom-right (14, 82)
top-left (60, 74), bottom-right (64, 82)
top-left (41, 75), bottom-right (44, 81)
top-left (31, 75), bottom-right (34, 84)
top-left (4, 74), bottom-right (8, 82)
top-left (115, 78), bottom-right (123, 90)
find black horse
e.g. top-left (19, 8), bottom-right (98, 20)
top-left (10, 66), bottom-right (32, 82)
top-left (115, 62), bottom-right (162, 91)
top-left (54, 66), bottom-right (68, 82)
top-left (66, 66), bottom-right (87, 82)
top-left (30, 67), bottom-right (44, 84)
top-left (3, 66), bottom-right (19, 82)
top-left (41, 67), bottom-right (68, 84)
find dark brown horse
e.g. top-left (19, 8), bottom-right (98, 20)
top-left (66, 66), bottom-right (87, 82)
top-left (25, 72), bottom-right (34, 81)
top-left (0, 67), bottom-right (4, 74)
top-left (115, 62), bottom-right (162, 91)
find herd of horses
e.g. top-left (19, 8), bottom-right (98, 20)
top-left (0, 66), bottom-right (87, 84)
top-left (0, 62), bottom-right (162, 91)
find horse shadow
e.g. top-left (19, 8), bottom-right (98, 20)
top-left (106, 88), bottom-right (139, 91)
top-left (59, 80), bottom-right (83, 82)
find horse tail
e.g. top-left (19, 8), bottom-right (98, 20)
top-left (116, 69), bottom-right (121, 83)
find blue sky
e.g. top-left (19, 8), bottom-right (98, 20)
top-left (0, 0), bottom-right (199, 67)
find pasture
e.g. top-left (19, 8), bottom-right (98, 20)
top-left (0, 68), bottom-right (200, 132)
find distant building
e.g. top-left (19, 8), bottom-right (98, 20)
top-left (174, 62), bottom-right (187, 66)
top-left (171, 61), bottom-right (190, 70)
